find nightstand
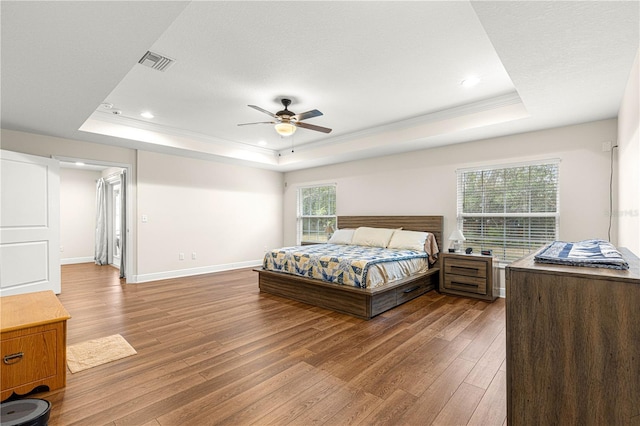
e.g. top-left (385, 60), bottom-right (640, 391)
top-left (439, 252), bottom-right (498, 301)
top-left (1, 291), bottom-right (71, 400)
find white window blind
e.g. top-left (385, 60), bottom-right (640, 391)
top-left (456, 160), bottom-right (559, 262)
top-left (297, 184), bottom-right (336, 244)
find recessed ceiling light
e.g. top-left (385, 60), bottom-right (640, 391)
top-left (75, 162), bottom-right (85, 166)
top-left (258, 140), bottom-right (267, 146)
top-left (461, 76), bottom-right (480, 87)
top-left (100, 102), bottom-right (113, 109)
top-left (141, 111), bottom-right (154, 119)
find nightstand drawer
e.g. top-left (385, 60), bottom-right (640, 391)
top-left (444, 258), bottom-right (487, 278)
top-left (1, 330), bottom-right (58, 391)
top-left (444, 274), bottom-right (487, 295)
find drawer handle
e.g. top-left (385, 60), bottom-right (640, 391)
top-left (3, 352), bottom-right (24, 365)
top-left (403, 286), bottom-right (420, 293)
top-left (451, 266), bottom-right (479, 273)
top-left (451, 281), bottom-right (476, 288)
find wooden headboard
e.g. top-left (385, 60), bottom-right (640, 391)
top-left (337, 215), bottom-right (444, 254)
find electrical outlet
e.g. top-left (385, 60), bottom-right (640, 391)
top-left (141, 215), bottom-right (148, 223)
top-left (192, 252), bottom-right (196, 260)
top-left (60, 246), bottom-right (64, 252)
top-left (179, 252), bottom-right (185, 260)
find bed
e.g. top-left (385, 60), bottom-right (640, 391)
top-left (256, 216), bottom-right (443, 319)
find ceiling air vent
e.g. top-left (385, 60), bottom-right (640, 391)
top-left (138, 51), bottom-right (175, 72)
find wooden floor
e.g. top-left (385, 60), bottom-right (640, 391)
top-left (40, 263), bottom-right (507, 425)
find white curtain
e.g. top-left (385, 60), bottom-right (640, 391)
top-left (94, 177), bottom-right (108, 265)
top-left (118, 170), bottom-right (127, 279)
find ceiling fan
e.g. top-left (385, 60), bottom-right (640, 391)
top-left (238, 98), bottom-right (332, 136)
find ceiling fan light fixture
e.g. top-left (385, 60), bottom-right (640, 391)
top-left (275, 122), bottom-right (297, 136)
top-left (239, 99), bottom-right (331, 135)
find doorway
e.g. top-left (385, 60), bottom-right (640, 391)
top-left (57, 157), bottom-right (132, 282)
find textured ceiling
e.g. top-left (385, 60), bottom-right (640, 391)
top-left (2, 1), bottom-right (638, 171)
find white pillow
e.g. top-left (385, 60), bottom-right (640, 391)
top-left (328, 229), bottom-right (355, 245)
top-left (387, 230), bottom-right (428, 251)
top-left (352, 227), bottom-right (396, 248)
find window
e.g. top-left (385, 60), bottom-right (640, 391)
top-left (456, 160), bottom-right (559, 262)
top-left (297, 184), bottom-right (336, 244)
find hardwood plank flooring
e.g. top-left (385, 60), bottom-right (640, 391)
top-left (32, 263), bottom-right (506, 425)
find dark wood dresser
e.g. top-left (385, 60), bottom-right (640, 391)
top-left (505, 248), bottom-right (640, 425)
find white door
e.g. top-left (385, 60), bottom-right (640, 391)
top-left (0, 150), bottom-right (61, 295)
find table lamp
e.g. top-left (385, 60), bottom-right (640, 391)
top-left (448, 229), bottom-right (466, 253)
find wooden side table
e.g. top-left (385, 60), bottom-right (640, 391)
top-left (1, 291), bottom-right (71, 401)
top-left (439, 252), bottom-right (498, 301)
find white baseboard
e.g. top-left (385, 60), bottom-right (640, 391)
top-left (61, 256), bottom-right (94, 265)
top-left (131, 259), bottom-right (263, 284)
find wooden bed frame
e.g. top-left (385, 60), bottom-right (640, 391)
top-left (256, 215), bottom-right (444, 319)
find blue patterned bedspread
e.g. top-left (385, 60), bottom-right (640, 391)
top-left (534, 239), bottom-right (629, 270)
top-left (262, 244), bottom-right (428, 288)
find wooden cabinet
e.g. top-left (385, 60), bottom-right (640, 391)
top-left (505, 248), bottom-right (640, 425)
top-left (439, 253), bottom-right (498, 301)
top-left (1, 291), bottom-right (71, 401)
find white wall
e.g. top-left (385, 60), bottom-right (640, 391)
top-left (59, 167), bottom-right (100, 263)
top-left (1, 129), bottom-right (285, 284)
top-left (617, 49), bottom-right (640, 256)
top-left (1, 114), bottom-right (624, 290)
top-left (136, 150), bottom-right (283, 281)
top-left (284, 119), bottom-right (618, 293)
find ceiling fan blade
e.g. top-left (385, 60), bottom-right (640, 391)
top-left (293, 109), bottom-right (323, 121)
top-left (237, 121), bottom-right (275, 126)
top-left (248, 105), bottom-right (277, 118)
top-left (295, 121), bottom-right (332, 134)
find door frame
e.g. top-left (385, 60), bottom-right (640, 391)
top-left (105, 174), bottom-right (121, 268)
top-left (55, 156), bottom-right (133, 282)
